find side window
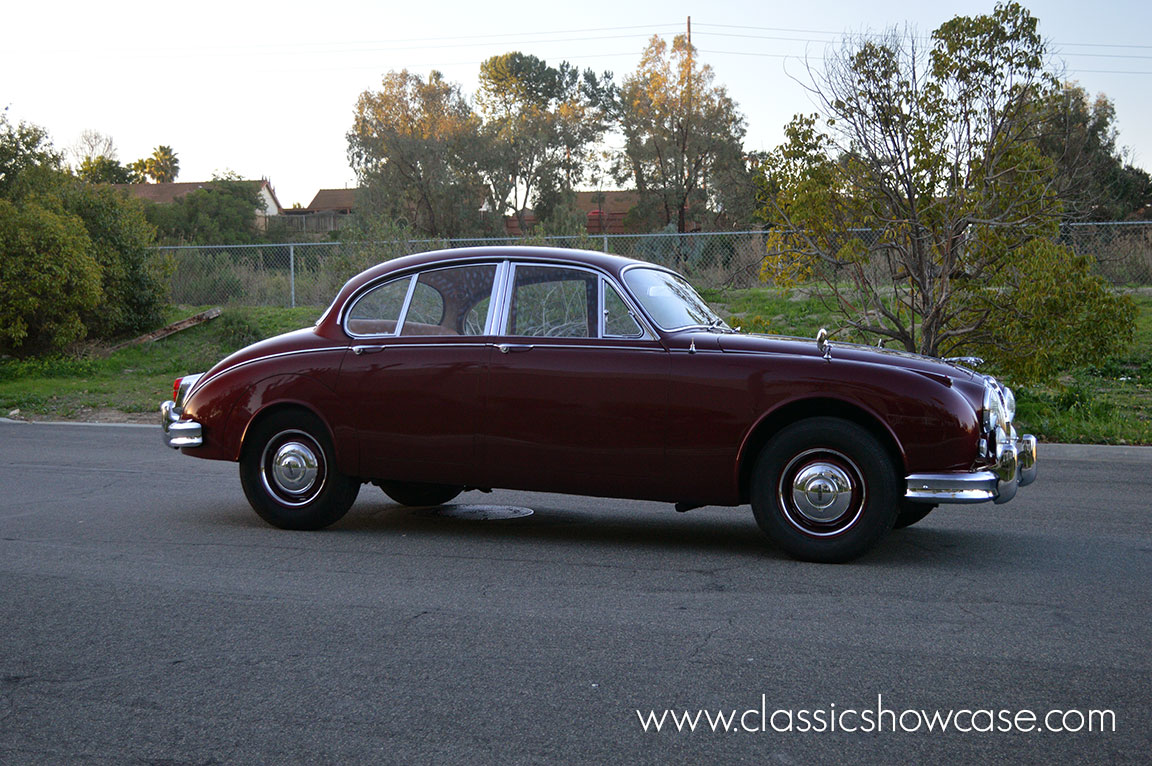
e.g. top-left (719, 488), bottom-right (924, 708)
top-left (463, 296), bottom-right (491, 336)
top-left (507, 266), bottom-right (597, 338)
top-left (603, 281), bottom-right (644, 338)
top-left (346, 276), bottom-right (410, 336)
top-left (401, 282), bottom-right (445, 330)
top-left (400, 264), bottom-right (497, 337)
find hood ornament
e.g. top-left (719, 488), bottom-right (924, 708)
top-left (816, 328), bottom-right (832, 361)
top-left (945, 356), bottom-right (985, 368)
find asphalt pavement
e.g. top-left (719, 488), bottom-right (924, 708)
top-left (1, 420), bottom-right (1149, 764)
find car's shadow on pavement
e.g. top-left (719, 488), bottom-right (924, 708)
top-left (193, 495), bottom-right (1016, 569)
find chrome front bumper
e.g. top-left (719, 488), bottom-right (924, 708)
top-left (161, 399), bottom-right (203, 449)
top-left (905, 429), bottom-right (1037, 505)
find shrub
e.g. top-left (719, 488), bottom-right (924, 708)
top-left (0, 198), bottom-right (103, 355)
top-left (63, 183), bottom-right (167, 339)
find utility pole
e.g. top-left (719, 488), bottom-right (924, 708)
top-left (687, 16), bottom-right (691, 45)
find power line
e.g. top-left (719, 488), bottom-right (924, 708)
top-left (693, 21), bottom-right (1152, 52)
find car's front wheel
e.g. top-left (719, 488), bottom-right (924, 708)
top-left (240, 410), bottom-right (359, 530)
top-left (751, 417), bottom-right (899, 563)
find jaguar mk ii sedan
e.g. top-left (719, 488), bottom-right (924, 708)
top-left (162, 246), bottom-right (1036, 563)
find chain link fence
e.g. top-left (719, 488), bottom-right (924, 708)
top-left (156, 222), bottom-right (1152, 307)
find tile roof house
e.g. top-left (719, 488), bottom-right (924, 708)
top-left (113, 179), bottom-right (284, 218)
top-left (302, 188), bottom-right (357, 214)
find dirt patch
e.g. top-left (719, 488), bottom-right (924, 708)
top-left (6, 407), bottom-right (156, 425)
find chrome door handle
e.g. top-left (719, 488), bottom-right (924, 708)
top-left (352, 345), bottom-right (385, 355)
top-left (496, 344), bottom-right (533, 354)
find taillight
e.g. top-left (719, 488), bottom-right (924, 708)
top-left (172, 377), bottom-right (183, 402)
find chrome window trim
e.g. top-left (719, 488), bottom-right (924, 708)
top-left (599, 276), bottom-right (652, 340)
top-left (345, 262), bottom-right (507, 341)
top-left (497, 261), bottom-right (656, 341)
top-left (486, 261), bottom-right (513, 336)
top-left (500, 262), bottom-right (597, 338)
top-left (343, 274), bottom-right (414, 340)
top-left (393, 274), bottom-right (419, 336)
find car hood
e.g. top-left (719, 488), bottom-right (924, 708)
top-left (716, 333), bottom-right (982, 383)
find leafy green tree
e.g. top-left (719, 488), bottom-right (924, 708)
top-left (145, 173), bottom-right (267, 245)
top-left (755, 2), bottom-right (1133, 382)
top-left (145, 145), bottom-right (180, 182)
top-left (0, 115), bottom-right (63, 198)
top-left (77, 154), bottom-right (132, 184)
top-left (63, 182), bottom-right (165, 336)
top-left (1033, 84), bottom-right (1151, 220)
top-left (0, 117), bottom-right (166, 352)
top-left (614, 35), bottom-right (748, 232)
top-left (476, 52), bottom-right (613, 232)
top-left (348, 70), bottom-right (494, 238)
top-left (126, 158), bottom-right (149, 183)
top-left (0, 197), bottom-right (103, 354)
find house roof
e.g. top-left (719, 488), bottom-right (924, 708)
top-left (112, 179), bottom-right (282, 214)
top-left (305, 188), bottom-right (357, 213)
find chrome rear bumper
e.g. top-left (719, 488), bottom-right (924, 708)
top-left (161, 400), bottom-right (203, 448)
top-left (905, 429), bottom-right (1036, 505)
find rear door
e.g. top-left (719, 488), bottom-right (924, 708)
top-left (338, 262), bottom-right (500, 485)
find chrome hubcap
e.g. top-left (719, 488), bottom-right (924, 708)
top-left (271, 441), bottom-right (319, 495)
top-left (791, 462), bottom-right (854, 522)
top-left (261, 430), bottom-right (325, 506)
top-left (779, 449), bottom-right (865, 536)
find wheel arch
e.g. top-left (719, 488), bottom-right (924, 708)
top-left (238, 400), bottom-right (358, 478)
top-left (736, 397), bottom-right (906, 504)
top-left (227, 372), bottom-right (359, 476)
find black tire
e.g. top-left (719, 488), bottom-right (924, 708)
top-left (378, 481), bottom-right (463, 507)
top-left (240, 410), bottom-right (359, 530)
top-left (751, 417), bottom-right (900, 563)
top-left (893, 501), bottom-right (935, 529)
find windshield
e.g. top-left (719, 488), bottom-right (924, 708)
top-left (623, 267), bottom-right (730, 332)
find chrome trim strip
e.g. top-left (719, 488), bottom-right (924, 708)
top-left (393, 274), bottom-right (418, 336)
top-left (485, 261), bottom-right (511, 335)
top-left (191, 347), bottom-right (347, 395)
top-left (490, 260), bottom-right (514, 336)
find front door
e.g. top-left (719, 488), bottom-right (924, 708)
top-left (482, 264), bottom-right (670, 499)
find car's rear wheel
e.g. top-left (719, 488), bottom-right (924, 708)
top-left (240, 410), bottom-right (359, 530)
top-left (751, 417), bottom-right (899, 563)
top-left (378, 481), bottom-right (463, 507)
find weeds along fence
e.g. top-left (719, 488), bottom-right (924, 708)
top-left (156, 222), bottom-right (1152, 308)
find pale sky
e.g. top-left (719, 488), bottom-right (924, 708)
top-left (4, 0), bottom-right (1150, 209)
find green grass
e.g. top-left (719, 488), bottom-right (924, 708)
top-left (3, 292), bottom-right (1151, 444)
top-left (0, 306), bottom-right (323, 421)
top-left (1012, 294), bottom-right (1152, 445)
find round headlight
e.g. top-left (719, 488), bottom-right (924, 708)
top-left (982, 379), bottom-right (1005, 432)
top-left (1003, 385), bottom-right (1016, 423)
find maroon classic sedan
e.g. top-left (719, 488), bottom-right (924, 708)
top-left (162, 246), bottom-right (1036, 563)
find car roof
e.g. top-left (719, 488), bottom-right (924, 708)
top-left (354, 246), bottom-right (656, 283)
top-left (315, 246), bottom-right (673, 335)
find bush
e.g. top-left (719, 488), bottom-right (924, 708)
top-left (0, 198), bottom-right (103, 355)
top-left (64, 183), bottom-right (167, 339)
top-left (981, 240), bottom-right (1137, 385)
